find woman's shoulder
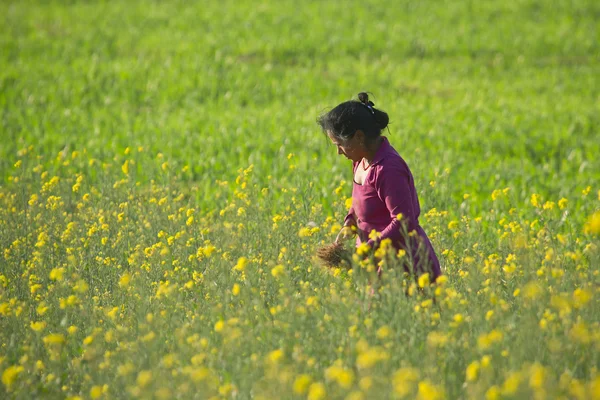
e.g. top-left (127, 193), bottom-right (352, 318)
top-left (374, 138), bottom-right (406, 166)
top-left (369, 146), bottom-right (412, 184)
top-left (377, 148), bottom-right (411, 172)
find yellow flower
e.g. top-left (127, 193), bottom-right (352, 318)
top-left (528, 363), bottom-right (546, 389)
top-left (477, 330), bottom-right (503, 350)
top-left (569, 322), bottom-right (591, 344)
top-left (49, 267), bottom-right (65, 281)
top-left (558, 198), bottom-right (568, 209)
top-left (582, 185), bottom-right (591, 196)
top-left (141, 331), bottom-right (155, 343)
top-left (73, 279), bottom-right (89, 293)
top-left (137, 370), bottom-right (152, 388)
top-left (451, 313), bottom-right (464, 327)
top-left (59, 295), bottom-right (79, 309)
top-left (356, 242), bottom-right (371, 256)
top-left (30, 321), bottom-right (46, 332)
top-left (481, 356), bottom-right (491, 368)
top-left (589, 376), bottom-right (600, 399)
top-left (368, 229), bottom-right (381, 240)
top-left (542, 201), bottom-right (555, 210)
top-left (359, 376), bottom-right (373, 391)
top-left (232, 283), bottom-right (240, 296)
top-left (119, 273), bottom-right (131, 288)
top-left (214, 320), bottom-right (225, 333)
top-left (417, 379), bottom-right (445, 400)
top-left (43, 334), bottom-right (65, 345)
top-left (90, 385), bottom-right (104, 399)
top-left (465, 361), bottom-right (480, 382)
top-left (218, 383), bottom-right (235, 396)
top-left (485, 385), bottom-right (501, 400)
top-left (233, 257), bottom-right (248, 272)
top-left (298, 227), bottom-right (311, 237)
top-left (345, 197), bottom-right (353, 209)
top-left (376, 325), bottom-right (391, 339)
top-left (307, 382), bottom-right (326, 400)
top-left (501, 371), bottom-right (522, 396)
top-left (267, 349), bottom-right (284, 364)
top-left (2, 365), bottom-right (24, 389)
top-left (271, 264), bottom-right (285, 278)
top-left (181, 365), bottom-right (208, 382)
top-left (121, 160), bottom-right (129, 175)
top-left (572, 288), bottom-right (592, 308)
top-left (203, 244), bottom-right (216, 257)
top-left (392, 367), bottom-right (419, 397)
top-left (418, 273), bottom-right (430, 288)
top-left (356, 347), bottom-right (389, 369)
top-left (583, 211), bottom-right (600, 235)
top-left (325, 365), bottom-right (354, 389)
top-left (293, 374), bottom-right (312, 395)
top-left (117, 362), bottom-right (135, 377)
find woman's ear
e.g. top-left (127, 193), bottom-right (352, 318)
top-left (355, 130), bottom-right (365, 146)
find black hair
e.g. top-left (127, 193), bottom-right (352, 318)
top-left (317, 92), bottom-right (390, 143)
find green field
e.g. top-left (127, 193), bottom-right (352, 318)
top-left (1, 0), bottom-right (599, 399)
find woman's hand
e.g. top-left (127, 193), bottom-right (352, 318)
top-left (335, 224), bottom-right (357, 243)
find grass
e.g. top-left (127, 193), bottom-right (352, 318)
top-left (1, 0), bottom-right (599, 399)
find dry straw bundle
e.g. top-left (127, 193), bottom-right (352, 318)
top-left (316, 242), bottom-right (352, 270)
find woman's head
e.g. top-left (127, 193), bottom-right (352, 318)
top-left (317, 92), bottom-right (390, 161)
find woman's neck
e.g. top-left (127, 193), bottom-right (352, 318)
top-left (363, 137), bottom-right (384, 164)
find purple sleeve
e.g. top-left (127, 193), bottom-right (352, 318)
top-left (367, 163), bottom-right (417, 247)
top-left (344, 207), bottom-right (356, 226)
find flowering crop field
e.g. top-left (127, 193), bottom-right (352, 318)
top-left (1, 0), bottom-right (600, 399)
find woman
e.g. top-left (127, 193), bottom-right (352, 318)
top-left (317, 93), bottom-right (441, 281)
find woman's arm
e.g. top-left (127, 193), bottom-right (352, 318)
top-left (344, 161), bottom-right (358, 227)
top-left (367, 163), bottom-right (418, 248)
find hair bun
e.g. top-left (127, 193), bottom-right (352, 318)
top-left (358, 92), bottom-right (374, 107)
top-left (374, 110), bottom-right (389, 130)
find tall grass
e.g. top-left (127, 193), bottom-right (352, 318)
top-left (1, 0), bottom-right (599, 399)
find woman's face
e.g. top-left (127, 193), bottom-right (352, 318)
top-left (327, 130), bottom-right (364, 162)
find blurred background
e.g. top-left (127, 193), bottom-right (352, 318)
top-left (1, 0), bottom-right (599, 214)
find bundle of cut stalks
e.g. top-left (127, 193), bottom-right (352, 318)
top-left (316, 242), bottom-right (352, 269)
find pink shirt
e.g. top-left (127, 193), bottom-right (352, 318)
top-left (345, 136), bottom-right (441, 279)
